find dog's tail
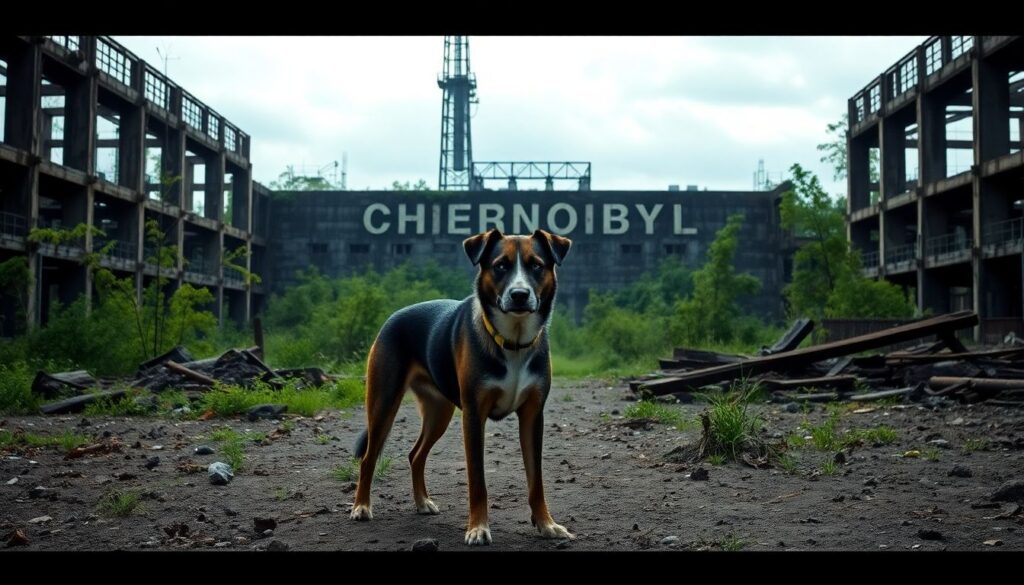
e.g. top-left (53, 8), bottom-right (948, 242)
top-left (353, 429), bottom-right (368, 459)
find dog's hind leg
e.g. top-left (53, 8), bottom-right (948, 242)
top-left (350, 340), bottom-right (408, 521)
top-left (409, 385), bottom-right (455, 514)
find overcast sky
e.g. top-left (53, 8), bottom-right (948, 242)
top-left (116, 36), bottom-right (923, 195)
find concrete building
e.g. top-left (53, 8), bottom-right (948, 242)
top-left (846, 35), bottom-right (1024, 343)
top-left (0, 36), bottom-right (270, 335)
top-left (268, 187), bottom-right (793, 322)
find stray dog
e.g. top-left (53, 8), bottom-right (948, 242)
top-left (349, 228), bottom-right (574, 546)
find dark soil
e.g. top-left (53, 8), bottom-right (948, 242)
top-left (2, 378), bottom-right (1022, 551)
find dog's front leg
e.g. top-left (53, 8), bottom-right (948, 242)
top-left (462, 404), bottom-right (491, 546)
top-left (517, 390), bottom-right (575, 540)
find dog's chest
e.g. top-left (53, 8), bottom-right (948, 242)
top-left (486, 354), bottom-right (542, 417)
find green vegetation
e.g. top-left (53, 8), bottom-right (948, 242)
top-left (332, 455), bottom-right (393, 482)
top-left (98, 489), bottom-right (143, 517)
top-left (0, 429), bottom-right (90, 453)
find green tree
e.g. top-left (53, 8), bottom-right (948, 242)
top-left (670, 214), bottom-right (761, 345)
top-left (270, 165), bottom-right (338, 191)
top-left (390, 179), bottom-right (431, 191)
top-left (781, 163), bottom-right (916, 321)
top-left (817, 113), bottom-right (880, 186)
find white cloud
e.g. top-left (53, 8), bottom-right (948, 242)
top-left (115, 35), bottom-right (924, 194)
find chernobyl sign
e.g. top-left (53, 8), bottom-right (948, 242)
top-left (362, 203), bottom-right (699, 236)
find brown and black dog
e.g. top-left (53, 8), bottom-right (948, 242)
top-left (349, 228), bottom-right (574, 546)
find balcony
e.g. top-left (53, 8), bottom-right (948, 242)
top-left (982, 217), bottom-right (1023, 258)
top-left (0, 211), bottom-right (28, 250)
top-left (924, 232), bottom-right (971, 267)
top-left (860, 249), bottom-right (880, 278)
top-left (884, 243), bottom-right (917, 273)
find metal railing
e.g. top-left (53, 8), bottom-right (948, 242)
top-left (925, 232), bottom-right (972, 258)
top-left (95, 238), bottom-right (138, 262)
top-left (860, 250), bottom-right (880, 269)
top-left (224, 271), bottom-right (246, 287)
top-left (982, 217), bottom-right (1024, 246)
top-left (885, 243), bottom-right (916, 265)
top-left (0, 212), bottom-right (28, 239)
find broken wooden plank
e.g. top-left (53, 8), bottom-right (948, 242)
top-left (847, 387), bottom-right (914, 402)
top-left (672, 347), bottom-right (747, 364)
top-left (886, 347), bottom-right (1024, 363)
top-left (638, 311), bottom-right (978, 395)
top-left (771, 391), bottom-right (839, 403)
top-left (135, 346), bottom-right (194, 377)
top-left (760, 375), bottom-right (858, 391)
top-left (164, 361), bottom-right (217, 386)
top-left (760, 318), bottom-right (814, 356)
top-left (40, 390), bottom-right (127, 415)
top-left (825, 356), bottom-right (854, 377)
top-left (929, 376), bottom-right (1024, 393)
top-left (31, 370), bottom-right (96, 399)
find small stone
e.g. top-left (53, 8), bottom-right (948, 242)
top-left (78, 418), bottom-right (91, 427)
top-left (917, 529), bottom-right (943, 540)
top-left (555, 539), bottom-right (572, 549)
top-left (28, 486), bottom-right (53, 499)
top-left (632, 523), bottom-right (640, 531)
top-left (5, 477), bottom-right (17, 485)
top-left (948, 465), bottom-right (972, 478)
top-left (983, 539), bottom-right (1003, 547)
top-left (611, 409), bottom-right (620, 415)
top-left (784, 402), bottom-right (800, 413)
top-left (5, 529), bottom-right (29, 547)
top-left (341, 482), bottom-right (356, 493)
top-left (267, 540), bottom-right (288, 551)
top-left (262, 529), bottom-right (274, 538)
top-left (145, 457), bottom-right (160, 470)
top-left (903, 450), bottom-right (921, 458)
top-left (194, 446), bottom-right (215, 456)
top-left (411, 538), bottom-right (439, 552)
top-left (214, 541), bottom-right (231, 548)
top-left (254, 517), bottom-right (278, 533)
top-left (690, 467), bottom-right (709, 481)
top-left (27, 516), bottom-right (52, 524)
top-left (224, 508), bottom-right (238, 517)
top-left (660, 535), bottom-right (679, 545)
top-left (172, 407), bottom-right (191, 416)
top-left (248, 404), bottom-right (288, 422)
top-left (950, 417), bottom-right (964, 425)
top-left (864, 477), bottom-right (878, 487)
top-left (832, 494), bottom-right (845, 503)
top-left (208, 462), bottom-right (233, 485)
top-left (600, 453), bottom-right (611, 460)
top-left (833, 452), bottom-right (846, 465)
top-left (990, 480), bottom-right (1024, 503)
top-left (117, 473), bottom-right (137, 481)
top-left (928, 439), bottom-right (950, 449)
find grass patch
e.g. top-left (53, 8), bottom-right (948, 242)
top-left (98, 489), bottom-right (143, 517)
top-left (720, 535), bottom-right (745, 551)
top-left (561, 393), bottom-right (574, 402)
top-left (854, 426), bottom-right (898, 446)
top-left (963, 438), bottom-right (989, 452)
top-left (0, 361), bottom-right (42, 415)
top-left (332, 456), bottom-right (393, 482)
top-left (705, 390), bottom-right (762, 460)
top-left (796, 412), bottom-right (898, 452)
top-left (274, 487), bottom-right (288, 501)
top-left (922, 447), bottom-right (941, 461)
top-left (208, 427), bottom-right (248, 471)
top-left (820, 458), bottom-right (839, 476)
top-left (0, 429), bottom-right (90, 453)
top-left (83, 390), bottom-right (152, 417)
top-left (201, 378), bottom-right (366, 418)
top-left (707, 454), bottom-right (726, 466)
top-left (625, 400), bottom-right (685, 427)
top-left (777, 453), bottom-right (798, 474)
top-left (550, 353), bottom-right (652, 381)
top-left (316, 434), bottom-right (330, 445)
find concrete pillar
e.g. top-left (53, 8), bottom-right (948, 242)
top-left (879, 116), bottom-right (905, 199)
top-left (4, 40), bottom-right (42, 154)
top-left (917, 91), bottom-right (946, 184)
top-left (64, 38), bottom-right (96, 174)
top-left (205, 151), bottom-right (225, 222)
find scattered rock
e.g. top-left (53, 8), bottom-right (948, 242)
top-left (163, 523), bottom-right (190, 538)
top-left (917, 529), bottom-right (943, 541)
top-left (983, 539), bottom-right (1003, 547)
top-left (224, 508), bottom-right (238, 517)
top-left (145, 456), bottom-right (160, 470)
top-left (950, 417), bottom-right (964, 426)
top-left (28, 486), bottom-right (55, 499)
top-left (267, 540), bottom-right (289, 551)
top-left (117, 472), bottom-right (137, 481)
top-left (990, 480), bottom-right (1024, 503)
top-left (611, 409), bottom-right (620, 415)
top-left (600, 453), bottom-right (611, 460)
top-left (902, 450), bottom-right (921, 458)
top-left (5, 477), bottom-right (17, 485)
top-left (927, 439), bottom-right (950, 449)
top-left (194, 446), bottom-right (215, 456)
top-left (214, 541), bottom-right (231, 548)
top-left (948, 465), bottom-right (972, 478)
top-left (660, 535), bottom-right (679, 545)
top-left (254, 517), bottom-right (278, 533)
top-left (172, 407), bottom-right (191, 416)
top-left (784, 402), bottom-right (801, 413)
top-left (690, 467), bottom-right (709, 481)
top-left (832, 494), bottom-right (845, 503)
top-left (833, 452), bottom-right (846, 465)
top-left (208, 462), bottom-right (234, 485)
top-left (248, 404), bottom-right (288, 421)
top-left (5, 529), bottom-right (29, 547)
top-left (555, 539), bottom-right (572, 549)
top-left (27, 516), bottom-right (52, 524)
top-left (340, 482), bottom-right (356, 493)
top-left (78, 418), bottom-right (91, 427)
top-left (411, 538), bottom-right (439, 552)
top-left (864, 477), bottom-right (878, 487)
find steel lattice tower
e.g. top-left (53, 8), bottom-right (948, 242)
top-left (437, 36), bottom-right (478, 191)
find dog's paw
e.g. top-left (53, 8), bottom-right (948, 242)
top-left (537, 521), bottom-right (575, 540)
top-left (350, 503), bottom-right (373, 521)
top-left (416, 499), bottom-right (440, 515)
top-left (464, 525), bottom-right (492, 546)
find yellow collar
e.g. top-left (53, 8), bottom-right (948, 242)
top-left (481, 310), bottom-right (541, 351)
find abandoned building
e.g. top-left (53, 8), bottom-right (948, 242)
top-left (0, 36), bottom-right (270, 335)
top-left (847, 35), bottom-right (1024, 343)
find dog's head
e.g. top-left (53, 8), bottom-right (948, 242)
top-left (463, 229), bottom-right (572, 316)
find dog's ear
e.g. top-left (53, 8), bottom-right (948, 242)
top-left (463, 229), bottom-right (504, 266)
top-left (532, 229), bottom-right (572, 266)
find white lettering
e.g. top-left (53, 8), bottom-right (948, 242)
top-left (512, 204), bottom-right (539, 234)
top-left (397, 203), bottom-right (425, 235)
top-left (603, 204), bottom-right (629, 235)
top-left (448, 203), bottom-right (472, 235)
top-left (635, 203), bottom-right (663, 235)
top-left (585, 203), bottom-right (594, 234)
top-left (364, 203), bottom-right (391, 235)
top-left (479, 203), bottom-right (506, 232)
top-left (547, 203), bottom-right (578, 235)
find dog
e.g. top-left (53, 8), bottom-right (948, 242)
top-left (349, 228), bottom-right (574, 546)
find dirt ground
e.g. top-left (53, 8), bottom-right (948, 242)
top-left (1, 378), bottom-right (1022, 551)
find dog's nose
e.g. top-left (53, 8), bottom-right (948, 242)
top-left (510, 289), bottom-right (530, 304)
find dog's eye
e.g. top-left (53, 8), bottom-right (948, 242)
top-left (531, 263), bottom-right (544, 272)
top-left (493, 261), bottom-right (510, 273)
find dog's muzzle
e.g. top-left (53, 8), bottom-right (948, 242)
top-left (502, 287), bottom-right (537, 313)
